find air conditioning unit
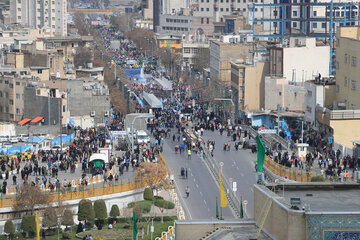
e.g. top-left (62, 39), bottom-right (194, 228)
top-left (90, 111), bottom-right (95, 117)
top-left (104, 111), bottom-right (109, 117)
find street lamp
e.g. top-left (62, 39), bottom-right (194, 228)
top-left (131, 114), bottom-right (154, 153)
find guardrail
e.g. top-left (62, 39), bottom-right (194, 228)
top-left (201, 141), bottom-right (242, 218)
top-left (264, 155), bottom-right (311, 182)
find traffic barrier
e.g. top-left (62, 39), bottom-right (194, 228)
top-left (264, 155), bottom-right (311, 182)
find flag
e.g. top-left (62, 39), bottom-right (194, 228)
top-left (219, 169), bottom-right (228, 208)
top-left (35, 212), bottom-right (40, 240)
top-left (257, 135), bottom-right (266, 172)
top-left (240, 196), bottom-right (244, 219)
top-left (133, 210), bottom-right (138, 240)
top-left (216, 197), bottom-right (219, 219)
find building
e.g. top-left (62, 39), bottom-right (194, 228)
top-left (156, 35), bottom-right (182, 52)
top-left (158, 14), bottom-right (194, 36)
top-left (230, 60), bottom-right (269, 112)
top-left (10, 0), bottom-right (68, 36)
top-left (182, 40), bottom-right (210, 66)
top-left (269, 37), bottom-right (330, 83)
top-left (76, 66), bottom-right (104, 81)
top-left (209, 35), bottom-right (252, 87)
top-left (153, 0), bottom-right (191, 31)
top-left (304, 78), bottom-right (336, 127)
top-left (254, 182), bottom-right (360, 240)
top-left (335, 26), bottom-right (360, 110)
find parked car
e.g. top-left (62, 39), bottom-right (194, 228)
top-left (244, 139), bottom-right (257, 149)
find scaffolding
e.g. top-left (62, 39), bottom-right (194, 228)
top-left (249, 0), bottom-right (360, 75)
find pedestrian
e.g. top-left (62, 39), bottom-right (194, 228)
top-left (188, 149), bottom-right (191, 160)
top-left (185, 168), bottom-right (188, 179)
top-left (185, 186), bottom-right (190, 197)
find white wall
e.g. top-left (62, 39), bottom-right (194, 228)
top-left (283, 43), bottom-right (330, 83)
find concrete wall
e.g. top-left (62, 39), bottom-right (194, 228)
top-left (23, 87), bottom-right (61, 125)
top-left (254, 185), bottom-right (306, 240)
top-left (330, 119), bottom-right (360, 149)
top-left (68, 80), bottom-right (110, 126)
top-left (15, 124), bottom-right (61, 136)
top-left (0, 189), bottom-right (144, 233)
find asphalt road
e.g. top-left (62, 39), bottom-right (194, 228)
top-left (162, 130), bottom-right (235, 220)
top-left (202, 130), bottom-right (257, 218)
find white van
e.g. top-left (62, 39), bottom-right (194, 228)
top-left (136, 130), bottom-right (150, 145)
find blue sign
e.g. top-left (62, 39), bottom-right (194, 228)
top-left (104, 118), bottom-right (108, 125)
top-left (287, 135), bottom-right (291, 140)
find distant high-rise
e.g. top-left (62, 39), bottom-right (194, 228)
top-left (10, 0), bottom-right (67, 36)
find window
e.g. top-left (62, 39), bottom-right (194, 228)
top-left (37, 69), bottom-right (43, 74)
top-left (345, 77), bottom-right (348, 87)
top-left (293, 22), bottom-right (297, 27)
top-left (345, 54), bottom-right (348, 64)
top-left (279, 92), bottom-right (282, 96)
top-left (207, 18), bottom-right (209, 24)
top-left (336, 85), bottom-right (339, 92)
top-left (313, 11), bottom-right (317, 16)
top-left (0, 91), bottom-right (2, 97)
top-left (322, 23), bottom-right (326, 28)
top-left (274, 10), bottom-right (278, 16)
top-left (312, 23), bottom-right (317, 28)
top-left (201, 18), bottom-right (204, 24)
top-left (273, 22), bottom-right (277, 27)
top-left (293, 11), bottom-right (297, 16)
top-left (16, 82), bottom-right (20, 86)
top-left (226, 8), bottom-right (229, 11)
top-left (63, 105), bottom-right (66, 112)
top-left (16, 108), bottom-right (20, 114)
top-left (220, 8), bottom-right (223, 11)
top-left (336, 61), bottom-right (339, 70)
top-left (16, 93), bottom-right (20, 99)
top-left (201, 8), bottom-right (204, 11)
top-left (9, 83), bottom-right (13, 88)
top-left (206, 8), bottom-right (209, 11)
top-left (5, 92), bottom-right (8, 98)
top-left (352, 56), bottom-right (357, 67)
top-left (352, 80), bottom-right (356, 90)
top-left (5, 107), bottom-right (8, 113)
top-left (9, 100), bottom-right (13, 105)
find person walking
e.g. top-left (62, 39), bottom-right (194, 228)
top-left (185, 186), bottom-right (190, 197)
top-left (188, 149), bottom-right (192, 160)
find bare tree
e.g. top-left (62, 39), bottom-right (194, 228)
top-left (13, 185), bottom-right (51, 215)
top-left (135, 162), bottom-right (170, 194)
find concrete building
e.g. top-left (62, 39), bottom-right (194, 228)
top-left (304, 78), bottom-right (336, 127)
top-left (209, 35), bottom-right (252, 87)
top-left (269, 37), bottom-right (330, 83)
top-left (156, 35), bottom-right (182, 52)
top-left (254, 183), bottom-right (360, 240)
top-left (68, 79), bottom-right (111, 127)
top-left (230, 60), bottom-right (269, 112)
top-left (182, 40), bottom-right (210, 66)
top-left (335, 26), bottom-right (360, 110)
top-left (10, 0), bottom-right (67, 36)
top-left (264, 76), bottom-right (307, 112)
top-left (76, 66), bottom-right (104, 81)
top-left (153, 0), bottom-right (191, 31)
top-left (158, 14), bottom-right (194, 36)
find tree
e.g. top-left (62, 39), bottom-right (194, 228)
top-left (74, 47), bottom-right (93, 68)
top-left (93, 200), bottom-right (107, 229)
top-left (14, 184), bottom-right (50, 215)
top-left (43, 207), bottom-right (58, 230)
top-left (78, 199), bottom-right (95, 223)
top-left (21, 215), bottom-right (36, 237)
top-left (109, 205), bottom-right (120, 222)
top-left (143, 187), bottom-right (154, 201)
top-left (135, 162), bottom-right (171, 194)
top-left (4, 220), bottom-right (15, 239)
top-left (62, 209), bottom-right (74, 231)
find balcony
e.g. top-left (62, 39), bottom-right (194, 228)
top-left (316, 106), bottom-right (360, 126)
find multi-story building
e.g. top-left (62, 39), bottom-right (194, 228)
top-left (10, 0), bottom-right (67, 36)
top-left (209, 34), bottom-right (252, 87)
top-left (335, 26), bottom-right (360, 110)
top-left (158, 14), bottom-right (194, 35)
top-left (230, 60), bottom-right (269, 112)
top-left (182, 40), bottom-right (210, 66)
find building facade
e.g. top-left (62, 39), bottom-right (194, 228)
top-left (10, 0), bottom-right (67, 36)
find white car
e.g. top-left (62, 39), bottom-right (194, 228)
top-left (9, 136), bottom-right (18, 143)
top-left (136, 130), bottom-right (150, 145)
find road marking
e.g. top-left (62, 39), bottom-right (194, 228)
top-left (196, 183), bottom-right (199, 188)
top-left (191, 172), bottom-right (194, 177)
top-left (236, 167), bottom-right (240, 170)
top-left (193, 178), bottom-right (196, 182)
top-left (250, 188), bottom-right (254, 193)
top-left (241, 173), bottom-right (244, 177)
top-left (204, 199), bottom-right (207, 205)
top-left (200, 191), bottom-right (203, 196)
top-left (208, 208), bottom-right (210, 212)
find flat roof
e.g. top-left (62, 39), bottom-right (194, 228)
top-left (269, 183), bottom-right (360, 212)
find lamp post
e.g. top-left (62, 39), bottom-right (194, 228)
top-left (131, 114), bottom-right (153, 153)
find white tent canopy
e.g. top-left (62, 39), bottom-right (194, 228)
top-left (142, 92), bottom-right (163, 109)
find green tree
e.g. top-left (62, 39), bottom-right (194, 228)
top-left (143, 187), bottom-right (154, 201)
top-left (21, 215), bottom-right (36, 237)
top-left (109, 205), bottom-right (120, 221)
top-left (78, 199), bottom-right (95, 223)
top-left (4, 220), bottom-right (15, 239)
top-left (43, 207), bottom-right (57, 230)
top-left (93, 200), bottom-right (107, 229)
top-left (62, 209), bottom-right (74, 231)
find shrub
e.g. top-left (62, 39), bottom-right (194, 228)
top-left (62, 232), bottom-right (71, 239)
top-left (154, 196), bottom-right (164, 200)
top-left (94, 200), bottom-right (108, 221)
top-left (21, 215), bottom-right (36, 237)
top-left (109, 205), bottom-right (120, 220)
top-left (311, 176), bottom-right (325, 182)
top-left (123, 223), bottom-right (131, 229)
top-left (4, 220), bottom-right (15, 236)
top-left (143, 188), bottom-right (154, 201)
top-left (62, 209), bottom-right (74, 229)
top-left (78, 199), bottom-right (95, 222)
top-left (154, 199), bottom-right (175, 209)
top-left (128, 200), bottom-right (152, 213)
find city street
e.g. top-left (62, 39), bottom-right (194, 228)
top-left (162, 130), bottom-right (235, 220)
top-left (202, 130), bottom-right (257, 218)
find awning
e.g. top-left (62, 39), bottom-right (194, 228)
top-left (18, 118), bottom-right (31, 125)
top-left (31, 116), bottom-right (44, 123)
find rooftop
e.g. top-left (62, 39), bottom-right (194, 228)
top-left (267, 183), bottom-right (360, 213)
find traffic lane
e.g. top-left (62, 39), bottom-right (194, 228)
top-left (202, 130), bottom-right (257, 218)
top-left (163, 138), bottom-right (235, 220)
